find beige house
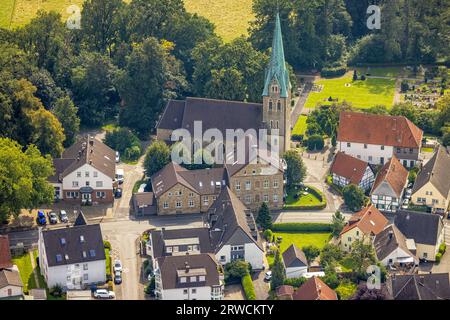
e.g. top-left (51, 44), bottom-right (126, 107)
top-left (411, 146), bottom-right (450, 214)
top-left (339, 205), bottom-right (388, 252)
top-left (394, 210), bottom-right (444, 261)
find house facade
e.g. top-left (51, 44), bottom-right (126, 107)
top-left (49, 136), bottom-right (116, 205)
top-left (330, 152), bottom-right (375, 191)
top-left (0, 235), bottom-right (23, 299)
top-left (282, 244), bottom-right (308, 278)
top-left (38, 213), bottom-right (106, 290)
top-left (337, 112), bottom-right (423, 168)
top-left (370, 156), bottom-right (409, 213)
top-left (411, 146), bottom-right (450, 213)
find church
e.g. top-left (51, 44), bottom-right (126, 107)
top-left (156, 13), bottom-right (293, 156)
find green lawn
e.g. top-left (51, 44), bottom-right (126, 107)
top-left (422, 147), bottom-right (434, 153)
top-left (355, 66), bottom-right (406, 78)
top-left (267, 232), bottom-right (331, 265)
top-left (292, 115), bottom-right (308, 136)
top-left (12, 252), bottom-right (36, 294)
top-left (0, 0), bottom-right (15, 28)
top-left (305, 76), bottom-right (396, 109)
top-left (285, 191), bottom-right (321, 207)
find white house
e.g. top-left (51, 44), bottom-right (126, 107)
top-left (0, 269), bottom-right (23, 299)
top-left (154, 254), bottom-right (224, 300)
top-left (370, 156), bottom-right (409, 213)
top-left (337, 112), bottom-right (423, 168)
top-left (373, 225), bottom-right (419, 267)
top-left (330, 152), bottom-right (375, 191)
top-left (49, 136), bottom-right (116, 205)
top-left (38, 212), bottom-right (106, 290)
top-left (282, 244), bottom-right (308, 279)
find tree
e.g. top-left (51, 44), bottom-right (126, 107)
top-left (283, 150), bottom-right (307, 191)
top-left (352, 69), bottom-right (358, 81)
top-left (331, 211), bottom-right (346, 237)
top-left (302, 245), bottom-right (320, 264)
top-left (349, 240), bottom-right (377, 276)
top-left (143, 140), bottom-right (171, 177)
top-left (104, 128), bottom-right (141, 156)
top-left (390, 102), bottom-right (419, 124)
top-left (52, 96), bottom-right (80, 147)
top-left (263, 229), bottom-right (273, 241)
top-left (271, 249), bottom-right (285, 290)
top-left (256, 202), bottom-right (272, 230)
top-left (0, 138), bottom-right (54, 223)
top-left (307, 134), bottom-right (325, 151)
top-left (351, 283), bottom-right (389, 300)
top-left (320, 244), bottom-right (343, 268)
top-left (224, 260), bottom-right (250, 282)
top-left (29, 108), bottom-right (65, 158)
top-left (342, 184), bottom-right (366, 211)
top-left (321, 266), bottom-right (340, 289)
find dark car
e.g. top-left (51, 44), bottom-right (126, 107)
top-left (37, 211), bottom-right (47, 225)
top-left (48, 212), bottom-right (58, 224)
top-left (115, 188), bottom-right (122, 198)
top-left (114, 271), bottom-right (122, 285)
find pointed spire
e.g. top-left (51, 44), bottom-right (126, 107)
top-left (262, 12), bottom-right (290, 98)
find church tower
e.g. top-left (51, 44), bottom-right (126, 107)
top-left (262, 13), bottom-right (292, 155)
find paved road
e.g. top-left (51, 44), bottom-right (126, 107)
top-left (5, 229), bottom-right (39, 247)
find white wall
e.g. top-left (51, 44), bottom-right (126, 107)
top-left (215, 243), bottom-right (264, 270)
top-left (45, 260), bottom-right (106, 289)
top-left (285, 266), bottom-right (308, 279)
top-left (160, 286), bottom-right (213, 300)
top-left (62, 163), bottom-right (113, 192)
top-left (339, 141), bottom-right (393, 165)
top-left (0, 285), bottom-right (23, 298)
top-left (380, 248), bottom-right (418, 266)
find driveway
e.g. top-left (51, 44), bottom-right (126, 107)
top-left (252, 271), bottom-right (269, 300)
top-left (224, 284), bottom-right (245, 300)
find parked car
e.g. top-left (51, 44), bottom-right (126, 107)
top-left (93, 289), bottom-right (115, 299)
top-left (113, 260), bottom-right (123, 273)
top-left (115, 169), bottom-right (124, 184)
top-left (115, 188), bottom-right (122, 199)
top-left (115, 151), bottom-right (120, 163)
top-left (60, 210), bottom-right (69, 223)
top-left (114, 271), bottom-right (122, 285)
top-left (404, 189), bottom-right (412, 199)
top-left (402, 199), bottom-right (409, 209)
top-left (48, 212), bottom-right (58, 224)
top-left (37, 211), bottom-right (47, 225)
top-left (264, 271), bottom-right (272, 281)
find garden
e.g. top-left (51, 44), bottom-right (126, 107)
top-left (284, 185), bottom-right (326, 210)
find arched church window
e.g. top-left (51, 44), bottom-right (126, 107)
top-left (277, 101), bottom-right (281, 111)
top-left (270, 120), bottom-right (273, 129)
top-left (276, 121), bottom-right (279, 129)
top-left (269, 100), bottom-right (273, 111)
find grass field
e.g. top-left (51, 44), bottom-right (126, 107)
top-left (292, 115), bottom-right (307, 136)
top-left (285, 190), bottom-right (322, 207)
top-left (305, 76), bottom-right (396, 109)
top-left (12, 252), bottom-right (36, 294)
top-left (355, 66), bottom-right (407, 78)
top-left (0, 0), bottom-right (254, 42)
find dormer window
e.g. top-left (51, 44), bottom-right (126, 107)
top-left (166, 246), bottom-right (173, 253)
top-left (60, 238), bottom-right (66, 245)
top-left (190, 276), bottom-right (197, 282)
top-left (199, 275), bottom-right (206, 282)
top-left (56, 254), bottom-right (62, 262)
top-left (89, 249), bottom-right (96, 257)
top-left (180, 277), bottom-right (186, 283)
top-left (80, 235), bottom-right (85, 243)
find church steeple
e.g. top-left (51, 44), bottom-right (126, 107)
top-left (262, 13), bottom-right (290, 98)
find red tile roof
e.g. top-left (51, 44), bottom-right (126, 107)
top-left (340, 204), bottom-right (388, 236)
top-left (337, 111), bottom-right (423, 148)
top-left (0, 235), bottom-right (12, 269)
top-left (292, 277), bottom-right (337, 300)
top-left (371, 156), bottom-right (409, 197)
top-left (330, 152), bottom-right (370, 184)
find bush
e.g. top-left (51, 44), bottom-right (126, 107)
top-left (263, 229), bottom-right (273, 241)
top-left (439, 243), bottom-right (447, 255)
top-left (291, 134), bottom-right (304, 142)
top-left (124, 145), bottom-right (141, 161)
top-left (272, 223), bottom-right (332, 232)
top-left (307, 134), bottom-right (325, 151)
top-left (360, 75), bottom-right (366, 81)
top-left (103, 241), bottom-right (111, 250)
top-left (321, 65), bottom-right (347, 78)
top-left (241, 273), bottom-right (256, 300)
top-left (401, 80), bottom-right (409, 93)
top-left (436, 252), bottom-right (443, 263)
top-left (284, 277), bottom-right (307, 288)
top-left (104, 127), bottom-right (141, 160)
top-left (224, 260), bottom-right (251, 284)
top-left (50, 284), bottom-right (63, 297)
top-left (336, 281), bottom-right (357, 300)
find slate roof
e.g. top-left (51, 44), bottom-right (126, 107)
top-left (0, 235), bottom-right (12, 269)
top-left (157, 100), bottom-right (185, 130)
top-left (208, 187), bottom-right (263, 251)
top-left (412, 146), bottom-right (450, 198)
top-left (390, 273), bottom-right (450, 300)
top-left (371, 156), bottom-right (408, 198)
top-left (156, 253), bottom-right (221, 290)
top-left (292, 276), bottom-right (337, 300)
top-left (276, 285), bottom-right (294, 297)
top-left (150, 227), bottom-right (212, 259)
top-left (49, 136), bottom-right (116, 182)
top-left (337, 112), bottom-right (423, 148)
top-left (373, 224), bottom-right (416, 262)
top-left (394, 210), bottom-right (443, 246)
top-left (282, 244), bottom-right (308, 268)
top-left (330, 152), bottom-right (370, 184)
top-left (340, 205), bottom-right (388, 237)
top-left (41, 215), bottom-right (106, 267)
top-left (0, 269), bottom-right (23, 289)
top-left (133, 192), bottom-right (155, 207)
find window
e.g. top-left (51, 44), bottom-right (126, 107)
top-left (168, 192), bottom-right (172, 197)
top-left (77, 172), bottom-right (81, 177)
top-left (56, 254), bottom-right (63, 262)
top-left (66, 192), bottom-right (79, 198)
top-left (235, 181), bottom-right (240, 191)
top-left (277, 101), bottom-right (281, 111)
top-left (432, 199), bottom-right (439, 205)
top-left (397, 147), bottom-right (401, 152)
top-left (96, 191), bottom-right (106, 199)
top-left (380, 157), bottom-right (385, 165)
top-left (85, 172), bottom-right (89, 177)
top-left (423, 253), bottom-right (428, 258)
top-left (83, 274), bottom-right (89, 281)
top-left (183, 288), bottom-right (188, 294)
top-left (220, 255), bottom-right (226, 261)
top-left (270, 120), bottom-right (273, 129)
top-left (188, 200), bottom-right (194, 207)
top-left (67, 276), bottom-right (71, 281)
top-left (245, 195), bottom-right (251, 204)
top-left (80, 235), bottom-right (85, 243)
top-left (364, 144), bottom-right (368, 149)
top-left (166, 246), bottom-right (172, 253)
top-left (163, 202), bottom-right (169, 209)
top-left (245, 181), bottom-right (251, 190)
top-left (273, 180), bottom-right (279, 188)
top-left (93, 171), bottom-right (98, 177)
top-left (83, 263), bottom-right (88, 271)
top-left (347, 142), bottom-right (351, 147)
top-left (269, 100), bottom-right (273, 110)
top-left (89, 250), bottom-right (96, 257)
top-left (82, 251), bottom-right (87, 258)
top-left (356, 231), bottom-right (359, 236)
top-left (7, 288), bottom-right (12, 296)
top-left (192, 289), bottom-right (197, 294)
top-left (85, 181), bottom-right (90, 186)
top-left (189, 192), bottom-right (194, 197)
top-left (410, 160), bottom-right (414, 167)
top-left (72, 181), bottom-right (79, 187)
top-left (176, 201), bottom-right (182, 208)
top-left (357, 155), bottom-right (361, 159)
top-left (190, 276), bottom-right (197, 282)
top-left (409, 148), bottom-right (413, 154)
top-left (252, 169), bottom-right (256, 175)
top-left (381, 145), bottom-right (385, 150)
top-left (403, 160), bottom-right (408, 167)
top-left (276, 120), bottom-right (279, 129)
top-left (203, 198), bottom-right (209, 206)
top-left (273, 194), bottom-right (279, 202)
top-left (368, 156), bottom-right (373, 162)
top-left (263, 180), bottom-right (269, 189)
top-left (199, 276), bottom-right (206, 282)
top-left (96, 181), bottom-right (103, 187)
top-left (263, 194), bottom-right (269, 202)
top-left (348, 237), bottom-right (352, 242)
top-left (231, 245), bottom-right (244, 251)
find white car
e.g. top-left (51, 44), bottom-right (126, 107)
top-left (113, 260), bottom-right (123, 273)
top-left (402, 199), bottom-right (409, 209)
top-left (115, 169), bottom-right (124, 184)
top-left (264, 271), bottom-right (272, 281)
top-left (60, 210), bottom-right (69, 223)
top-left (404, 189), bottom-right (412, 199)
top-left (115, 151), bottom-right (120, 163)
top-left (94, 289), bottom-right (115, 299)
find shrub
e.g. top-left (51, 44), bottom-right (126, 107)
top-left (50, 284), bottom-right (63, 297)
top-left (284, 277), bottom-right (307, 288)
top-left (401, 80), bottom-right (409, 93)
top-left (124, 145), bottom-right (141, 161)
top-left (104, 127), bottom-right (141, 158)
top-left (263, 229), bottom-right (273, 241)
top-left (436, 252), bottom-right (443, 263)
top-left (103, 241), bottom-right (111, 250)
top-left (272, 223), bottom-right (332, 232)
top-left (307, 134), bottom-right (325, 151)
top-left (242, 273), bottom-right (256, 300)
top-left (336, 281), bottom-right (358, 300)
top-left (224, 260), bottom-right (251, 284)
top-left (321, 65), bottom-right (347, 78)
top-left (439, 243), bottom-right (447, 255)
top-left (291, 134), bottom-right (304, 142)
top-left (360, 75), bottom-right (366, 81)
top-left (353, 70), bottom-right (358, 81)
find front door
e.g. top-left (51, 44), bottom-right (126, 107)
top-left (82, 193), bottom-right (92, 205)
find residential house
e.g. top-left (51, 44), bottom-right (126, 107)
top-left (370, 156), bottom-right (409, 213)
top-left (38, 212), bottom-right (106, 290)
top-left (411, 146), bottom-right (450, 214)
top-left (157, 13), bottom-right (292, 154)
top-left (394, 210), bottom-right (444, 261)
top-left (373, 225), bottom-right (419, 267)
top-left (132, 192), bottom-right (157, 216)
top-left (207, 187), bottom-right (265, 269)
top-left (0, 235), bottom-right (13, 270)
top-left (276, 285), bottom-right (294, 300)
top-left (48, 136), bottom-right (116, 205)
top-left (330, 151), bottom-right (375, 191)
top-left (388, 273), bottom-right (450, 300)
top-left (154, 254), bottom-right (224, 300)
top-left (292, 276), bottom-right (337, 300)
top-left (0, 235), bottom-right (23, 299)
top-left (282, 244), bottom-right (308, 279)
top-left (339, 205), bottom-right (388, 252)
top-left (151, 162), bottom-right (227, 215)
top-left (337, 111), bottom-right (423, 168)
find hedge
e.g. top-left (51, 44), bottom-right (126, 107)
top-left (436, 252), bottom-right (443, 264)
top-left (439, 243), bottom-right (447, 255)
top-left (241, 273), bottom-right (256, 300)
top-left (291, 134), bottom-right (304, 142)
top-left (272, 223), bottom-right (332, 232)
top-left (321, 65), bottom-right (348, 78)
